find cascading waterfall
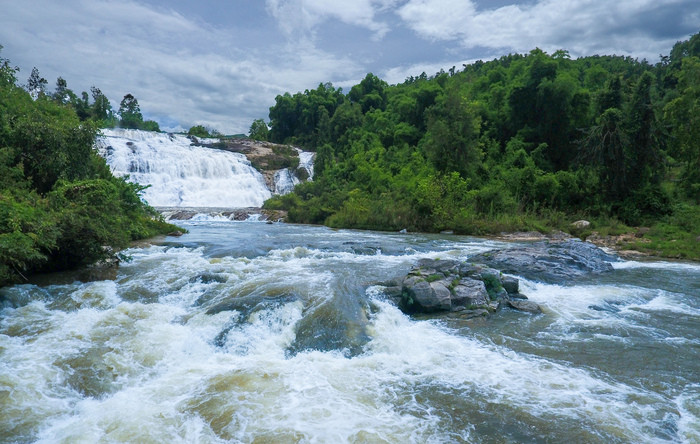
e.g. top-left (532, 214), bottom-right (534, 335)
top-left (273, 168), bottom-right (300, 195)
top-left (96, 129), bottom-right (272, 207)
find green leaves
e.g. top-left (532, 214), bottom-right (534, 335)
top-left (0, 61), bottom-right (176, 287)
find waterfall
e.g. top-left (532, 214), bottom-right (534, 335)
top-left (298, 150), bottom-right (315, 180)
top-left (273, 168), bottom-right (300, 194)
top-left (96, 129), bottom-right (271, 208)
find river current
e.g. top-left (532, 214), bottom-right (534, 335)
top-left (1, 221), bottom-right (699, 443)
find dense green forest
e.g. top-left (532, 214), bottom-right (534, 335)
top-left (0, 46), bottom-right (175, 287)
top-left (262, 33), bottom-right (700, 259)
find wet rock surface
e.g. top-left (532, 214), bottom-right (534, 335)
top-left (385, 258), bottom-right (540, 317)
top-left (470, 239), bottom-right (618, 284)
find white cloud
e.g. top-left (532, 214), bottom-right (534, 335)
top-left (397, 0), bottom-right (691, 60)
top-left (0, 0), bottom-right (365, 134)
top-left (265, 0), bottom-right (400, 40)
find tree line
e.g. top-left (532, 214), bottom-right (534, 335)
top-left (25, 65), bottom-right (159, 131)
top-left (0, 45), bottom-right (175, 287)
top-left (260, 32), bottom-right (700, 257)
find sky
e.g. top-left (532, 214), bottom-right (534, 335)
top-left (1, 0), bottom-right (698, 135)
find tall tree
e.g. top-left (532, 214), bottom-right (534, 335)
top-left (664, 56), bottom-right (700, 200)
top-left (118, 93), bottom-right (143, 129)
top-left (626, 72), bottom-right (661, 190)
top-left (91, 86), bottom-right (114, 124)
top-left (249, 119), bottom-right (269, 141)
top-left (52, 77), bottom-right (71, 104)
top-left (580, 108), bottom-right (629, 201)
top-left (26, 67), bottom-right (47, 99)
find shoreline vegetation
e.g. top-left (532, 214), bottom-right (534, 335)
top-left (258, 32), bottom-right (700, 262)
top-left (0, 46), bottom-right (178, 288)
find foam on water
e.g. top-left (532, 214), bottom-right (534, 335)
top-left (1, 224), bottom-right (698, 443)
top-left (96, 129), bottom-right (271, 207)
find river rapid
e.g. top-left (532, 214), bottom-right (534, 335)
top-left (1, 221), bottom-right (699, 443)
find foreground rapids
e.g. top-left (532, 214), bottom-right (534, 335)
top-left (1, 222), bottom-right (699, 443)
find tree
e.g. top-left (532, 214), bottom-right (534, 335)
top-left (349, 73), bottom-right (388, 113)
top-left (118, 93), bottom-right (143, 129)
top-left (141, 120), bottom-right (161, 132)
top-left (626, 72), bottom-right (661, 190)
top-left (0, 45), bottom-right (18, 87)
top-left (248, 119), bottom-right (269, 141)
top-left (52, 77), bottom-right (71, 104)
top-left (26, 67), bottom-right (47, 99)
top-left (580, 108), bottom-right (629, 201)
top-left (187, 125), bottom-right (211, 138)
top-left (91, 86), bottom-right (114, 125)
top-left (664, 56), bottom-right (700, 200)
top-left (420, 90), bottom-right (482, 180)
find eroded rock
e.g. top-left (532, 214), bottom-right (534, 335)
top-left (471, 239), bottom-right (617, 284)
top-left (395, 258), bottom-right (540, 316)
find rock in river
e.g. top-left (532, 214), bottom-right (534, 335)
top-left (389, 258), bottom-right (541, 316)
top-left (470, 239), bottom-right (617, 284)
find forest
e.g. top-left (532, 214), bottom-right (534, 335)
top-left (261, 32), bottom-right (700, 259)
top-left (0, 46), bottom-right (176, 287)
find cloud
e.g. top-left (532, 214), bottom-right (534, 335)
top-left (265, 0), bottom-right (400, 40)
top-left (396, 0), bottom-right (700, 60)
top-left (0, 0), bottom-right (365, 134)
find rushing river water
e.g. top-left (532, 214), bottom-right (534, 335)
top-left (1, 221), bottom-right (699, 443)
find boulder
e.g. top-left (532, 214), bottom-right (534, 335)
top-left (571, 220), bottom-right (591, 229)
top-left (507, 299), bottom-right (542, 314)
top-left (452, 278), bottom-right (489, 308)
top-left (396, 259), bottom-right (513, 315)
top-left (471, 239), bottom-right (617, 284)
top-left (501, 276), bottom-right (519, 294)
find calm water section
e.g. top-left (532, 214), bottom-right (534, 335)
top-left (1, 221), bottom-right (699, 443)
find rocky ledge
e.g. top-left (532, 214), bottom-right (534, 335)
top-left (470, 239), bottom-right (617, 284)
top-left (382, 258), bottom-right (542, 319)
top-left (380, 240), bottom-right (619, 319)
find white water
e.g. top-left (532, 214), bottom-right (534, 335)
top-left (96, 129), bottom-right (271, 207)
top-left (1, 224), bottom-right (698, 443)
top-left (298, 150), bottom-right (315, 180)
top-left (273, 168), bottom-right (300, 195)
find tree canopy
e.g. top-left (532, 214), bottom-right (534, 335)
top-left (263, 32), bottom-right (700, 254)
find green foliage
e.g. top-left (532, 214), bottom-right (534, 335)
top-left (0, 53), bottom-right (176, 287)
top-left (141, 120), bottom-right (161, 132)
top-left (118, 93), bottom-right (143, 129)
top-left (187, 125), bottom-right (212, 138)
top-left (248, 119), bottom-right (269, 141)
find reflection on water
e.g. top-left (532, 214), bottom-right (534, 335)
top-left (1, 221), bottom-right (699, 443)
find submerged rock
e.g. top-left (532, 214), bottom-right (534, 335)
top-left (470, 239), bottom-right (617, 284)
top-left (507, 299), bottom-right (542, 314)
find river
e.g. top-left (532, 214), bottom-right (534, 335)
top-left (1, 220), bottom-right (699, 443)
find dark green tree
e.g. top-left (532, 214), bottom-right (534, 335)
top-left (249, 119), bottom-right (269, 141)
top-left (26, 67), bottom-right (47, 99)
top-left (626, 72), bottom-right (661, 189)
top-left (420, 90), bottom-right (482, 180)
top-left (580, 108), bottom-right (629, 201)
top-left (52, 77), bottom-right (72, 104)
top-left (118, 93), bottom-right (143, 129)
top-left (664, 56), bottom-right (700, 200)
top-left (141, 120), bottom-right (161, 132)
top-left (349, 73), bottom-right (388, 113)
top-left (91, 86), bottom-right (114, 125)
top-left (187, 125), bottom-right (211, 138)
